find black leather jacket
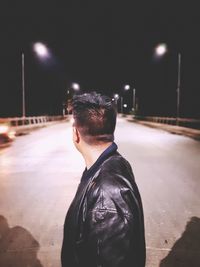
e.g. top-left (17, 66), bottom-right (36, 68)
top-left (61, 147), bottom-right (146, 267)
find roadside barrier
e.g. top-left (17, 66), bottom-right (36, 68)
top-left (124, 114), bottom-right (200, 140)
top-left (0, 115), bottom-right (68, 135)
top-left (132, 116), bottom-right (200, 130)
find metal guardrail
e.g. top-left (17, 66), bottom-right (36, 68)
top-left (0, 115), bottom-right (68, 134)
top-left (133, 116), bottom-right (200, 130)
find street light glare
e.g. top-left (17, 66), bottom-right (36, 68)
top-left (124, 85), bottom-right (130, 90)
top-left (114, 94), bottom-right (119, 99)
top-left (33, 42), bottom-right (49, 58)
top-left (72, 83), bottom-right (80, 91)
top-left (155, 43), bottom-right (167, 56)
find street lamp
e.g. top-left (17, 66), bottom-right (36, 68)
top-left (124, 84), bottom-right (136, 112)
top-left (113, 94), bottom-right (120, 113)
top-left (121, 96), bottom-right (123, 114)
top-left (154, 43), bottom-right (167, 57)
top-left (114, 93), bottom-right (119, 102)
top-left (33, 42), bottom-right (49, 59)
top-left (21, 42), bottom-right (50, 118)
top-left (21, 53), bottom-right (25, 118)
top-left (71, 82), bottom-right (80, 91)
top-left (65, 82), bottom-right (80, 115)
top-left (176, 53), bottom-right (181, 124)
top-left (155, 43), bottom-right (181, 125)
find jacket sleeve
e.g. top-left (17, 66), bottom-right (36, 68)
top-left (79, 184), bottom-right (141, 267)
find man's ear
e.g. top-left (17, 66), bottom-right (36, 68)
top-left (73, 127), bottom-right (80, 143)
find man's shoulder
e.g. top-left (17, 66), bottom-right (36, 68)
top-left (95, 152), bottom-right (135, 190)
top-left (87, 152), bottom-right (140, 215)
top-left (101, 152), bottom-right (130, 168)
top-left (101, 152), bottom-right (133, 177)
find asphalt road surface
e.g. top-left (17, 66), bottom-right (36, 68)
top-left (0, 118), bottom-right (200, 267)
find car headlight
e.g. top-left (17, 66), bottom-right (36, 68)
top-left (0, 125), bottom-right (9, 134)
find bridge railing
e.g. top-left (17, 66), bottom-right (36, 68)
top-left (0, 115), bottom-right (68, 134)
top-left (132, 116), bottom-right (200, 130)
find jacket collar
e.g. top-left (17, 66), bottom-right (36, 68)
top-left (81, 142), bottom-right (118, 182)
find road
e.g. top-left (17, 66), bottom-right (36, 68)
top-left (0, 118), bottom-right (200, 267)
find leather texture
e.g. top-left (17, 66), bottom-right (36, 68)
top-left (61, 152), bottom-right (146, 267)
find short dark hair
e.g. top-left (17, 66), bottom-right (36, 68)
top-left (72, 92), bottom-right (117, 144)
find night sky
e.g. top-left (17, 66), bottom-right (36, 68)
top-left (0, 2), bottom-right (200, 118)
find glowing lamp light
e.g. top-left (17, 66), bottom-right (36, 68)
top-left (33, 42), bottom-right (49, 58)
top-left (124, 85), bottom-right (130, 90)
top-left (114, 94), bottom-right (119, 99)
top-left (72, 83), bottom-right (80, 91)
top-left (155, 43), bottom-right (167, 56)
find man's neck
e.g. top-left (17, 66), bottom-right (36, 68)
top-left (82, 142), bottom-right (112, 169)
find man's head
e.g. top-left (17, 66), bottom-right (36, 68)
top-left (72, 92), bottom-right (117, 148)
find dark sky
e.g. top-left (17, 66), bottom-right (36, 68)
top-left (0, 2), bottom-right (200, 117)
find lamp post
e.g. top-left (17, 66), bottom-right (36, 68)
top-left (121, 96), bottom-right (123, 114)
top-left (65, 82), bottom-right (80, 115)
top-left (154, 43), bottom-right (181, 125)
top-left (133, 88), bottom-right (136, 112)
top-left (22, 53), bottom-right (25, 118)
top-left (176, 53), bottom-right (181, 125)
top-left (124, 84), bottom-right (136, 112)
top-left (21, 42), bottom-right (50, 118)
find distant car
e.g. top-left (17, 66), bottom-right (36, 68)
top-left (0, 121), bottom-right (16, 145)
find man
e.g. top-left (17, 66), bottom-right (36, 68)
top-left (61, 92), bottom-right (146, 267)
